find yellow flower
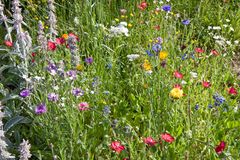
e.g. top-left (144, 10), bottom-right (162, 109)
top-left (115, 18), bottom-right (119, 22)
top-left (128, 23), bottom-right (133, 28)
top-left (130, 13), bottom-right (134, 17)
top-left (142, 60), bottom-right (152, 71)
top-left (121, 15), bottom-right (125, 19)
top-left (76, 64), bottom-right (84, 71)
top-left (159, 51), bottom-right (168, 60)
top-left (170, 88), bottom-right (183, 99)
top-left (62, 34), bottom-right (69, 39)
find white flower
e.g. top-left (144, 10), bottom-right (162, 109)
top-left (190, 72), bottom-right (198, 78)
top-left (208, 26), bottom-right (212, 30)
top-left (226, 41), bottom-right (231, 45)
top-left (234, 40), bottom-right (239, 45)
top-left (73, 17), bottom-right (79, 25)
top-left (230, 27), bottom-right (234, 31)
top-left (181, 80), bottom-right (187, 85)
top-left (223, 24), bottom-right (228, 28)
top-left (127, 54), bottom-right (140, 61)
top-left (226, 19), bottom-right (230, 22)
top-left (109, 22), bottom-right (129, 37)
top-left (53, 85), bottom-right (59, 91)
top-left (212, 26), bottom-right (221, 30)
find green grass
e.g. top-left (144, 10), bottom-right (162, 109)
top-left (1, 0), bottom-right (240, 159)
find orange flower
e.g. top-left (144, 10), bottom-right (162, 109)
top-left (62, 34), bottom-right (68, 39)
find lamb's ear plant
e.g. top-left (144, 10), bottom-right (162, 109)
top-left (47, 0), bottom-right (58, 40)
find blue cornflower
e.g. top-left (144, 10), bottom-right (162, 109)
top-left (152, 43), bottom-right (162, 53)
top-left (146, 50), bottom-right (154, 57)
top-left (195, 104), bottom-right (199, 110)
top-left (182, 19), bottom-right (190, 25)
top-left (162, 5), bottom-right (171, 12)
top-left (213, 93), bottom-right (226, 106)
top-left (208, 104), bottom-right (213, 109)
top-left (103, 106), bottom-right (111, 116)
top-left (181, 53), bottom-right (188, 60)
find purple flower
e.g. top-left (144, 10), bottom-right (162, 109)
top-left (162, 5), bottom-right (171, 12)
top-left (156, 37), bottom-right (163, 44)
top-left (72, 88), bottom-right (84, 96)
top-left (146, 50), bottom-right (153, 57)
top-left (152, 43), bottom-right (162, 53)
top-left (182, 19), bottom-right (190, 25)
top-left (48, 93), bottom-right (59, 102)
top-left (85, 57), bottom-right (93, 64)
top-left (35, 103), bottom-right (47, 115)
top-left (20, 89), bottom-right (30, 98)
top-left (66, 70), bottom-right (77, 80)
top-left (47, 63), bottom-right (58, 75)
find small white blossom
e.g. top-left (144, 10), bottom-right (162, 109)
top-left (190, 72), bottom-right (198, 78)
top-left (127, 54), bottom-right (140, 61)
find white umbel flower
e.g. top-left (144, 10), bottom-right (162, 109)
top-left (127, 54), bottom-right (140, 61)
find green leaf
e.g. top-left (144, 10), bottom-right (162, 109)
top-left (4, 116), bottom-right (31, 132)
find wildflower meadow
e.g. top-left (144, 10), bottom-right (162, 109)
top-left (0, 0), bottom-right (240, 159)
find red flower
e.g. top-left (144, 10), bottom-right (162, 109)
top-left (174, 84), bottom-right (182, 89)
top-left (211, 50), bottom-right (219, 56)
top-left (110, 141), bottom-right (125, 153)
top-left (174, 71), bottom-right (183, 79)
top-left (31, 59), bottom-right (35, 63)
top-left (56, 37), bottom-right (66, 45)
top-left (161, 133), bottom-right (175, 143)
top-left (154, 25), bottom-right (160, 30)
top-left (4, 40), bottom-right (13, 47)
top-left (202, 81), bottom-right (211, 88)
top-left (143, 137), bottom-right (157, 146)
top-left (31, 52), bottom-right (36, 57)
top-left (228, 87), bottom-right (237, 95)
top-left (195, 48), bottom-right (204, 53)
top-left (48, 41), bottom-right (57, 51)
top-left (215, 141), bottom-right (226, 154)
top-left (138, 2), bottom-right (147, 10)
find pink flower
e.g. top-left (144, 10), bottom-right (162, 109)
top-left (202, 81), bottom-right (211, 88)
top-left (211, 50), bottom-right (219, 56)
top-left (174, 71), bottom-right (183, 79)
top-left (143, 137), bottom-right (157, 146)
top-left (228, 87), bottom-right (237, 95)
top-left (56, 37), bottom-right (66, 45)
top-left (215, 141), bottom-right (226, 154)
top-left (4, 40), bottom-right (13, 47)
top-left (161, 133), bottom-right (175, 143)
top-left (69, 33), bottom-right (79, 41)
top-left (48, 41), bottom-right (57, 51)
top-left (110, 141), bottom-right (125, 153)
top-left (138, 1), bottom-right (147, 10)
top-left (78, 102), bottom-right (89, 111)
top-left (195, 48), bottom-right (204, 53)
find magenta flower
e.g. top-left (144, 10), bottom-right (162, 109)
top-left (143, 137), bottom-right (157, 146)
top-left (35, 103), bottom-right (47, 115)
top-left (78, 102), bottom-right (89, 111)
top-left (20, 89), bottom-right (30, 98)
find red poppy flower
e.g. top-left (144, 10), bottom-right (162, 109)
top-left (174, 71), bottom-right (183, 79)
top-left (143, 137), bottom-right (157, 146)
top-left (228, 87), bottom-right (237, 95)
top-left (110, 141), bottom-right (125, 153)
top-left (4, 40), bottom-right (13, 47)
top-left (211, 50), bottom-right (219, 56)
top-left (138, 2), bottom-right (147, 10)
top-left (48, 41), bottom-right (57, 51)
top-left (202, 81), bottom-right (211, 88)
top-left (174, 84), bottom-right (182, 89)
top-left (31, 59), bottom-right (35, 63)
top-left (195, 48), bottom-right (204, 53)
top-left (154, 25), bottom-right (160, 30)
top-left (215, 141), bottom-right (226, 154)
top-left (56, 37), bottom-right (66, 45)
top-left (161, 133), bottom-right (175, 143)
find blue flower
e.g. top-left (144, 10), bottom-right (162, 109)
top-left (195, 104), bottom-right (199, 110)
top-left (146, 50), bottom-right (154, 57)
top-left (182, 19), bottom-right (190, 25)
top-left (181, 53), bottom-right (188, 60)
top-left (152, 43), bottom-right (162, 53)
top-left (213, 93), bottom-right (225, 106)
top-left (162, 5), bottom-right (171, 12)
